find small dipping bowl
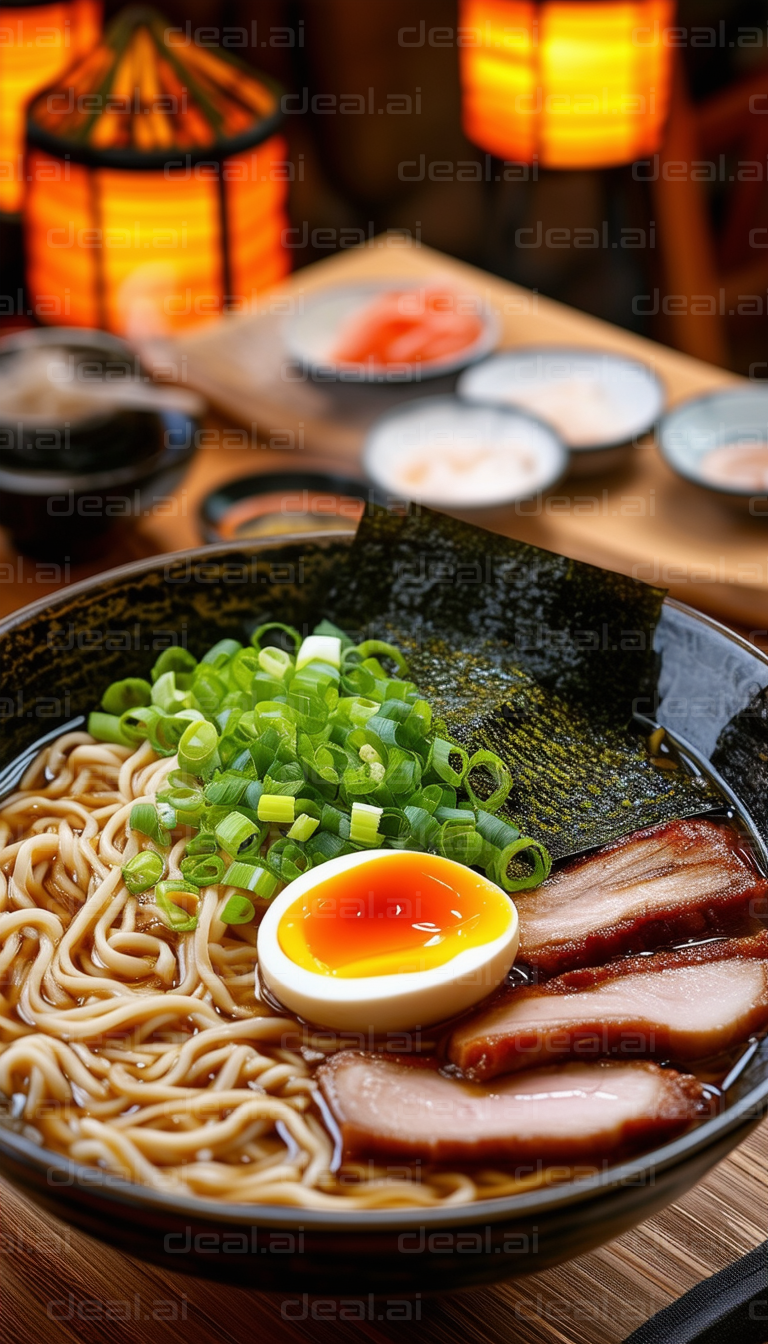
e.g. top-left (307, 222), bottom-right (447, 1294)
top-left (458, 346), bottom-right (664, 476)
top-left (199, 471), bottom-right (387, 543)
top-left (282, 281), bottom-right (500, 383)
top-left (0, 327), bottom-right (162, 472)
top-left (659, 388), bottom-right (768, 515)
top-left (362, 395), bottom-right (567, 511)
top-left (0, 328), bottom-right (200, 558)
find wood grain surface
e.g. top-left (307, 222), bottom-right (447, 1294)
top-left (1, 238), bottom-right (767, 1344)
top-left (2, 1121), bottom-right (767, 1344)
top-left (171, 236), bottom-right (768, 630)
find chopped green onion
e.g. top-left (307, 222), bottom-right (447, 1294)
top-left (267, 838), bottom-right (311, 882)
top-left (151, 671), bottom-right (191, 714)
top-left (257, 795), bottom-right (295, 824)
top-left (288, 813), bottom-right (320, 842)
top-left (185, 832), bottom-right (218, 857)
top-left (350, 801), bottom-right (383, 845)
top-left (251, 622), bottom-right (301, 655)
top-left (428, 737), bottom-right (469, 788)
top-left (151, 647), bottom-right (197, 682)
top-left (224, 862), bottom-right (279, 899)
top-left (355, 640), bottom-right (409, 675)
top-left (215, 811), bottom-right (259, 854)
top-left (119, 705), bottom-right (160, 745)
top-left (180, 854), bottom-right (226, 886)
top-left (101, 678), bottom-right (152, 715)
top-left (204, 773), bottom-right (249, 806)
top-left (464, 749), bottom-right (512, 813)
top-left (129, 803), bottom-right (169, 847)
top-left (121, 850), bottom-right (164, 894)
top-left (201, 638), bottom-right (242, 666)
top-left (490, 837), bottom-right (552, 892)
top-left (297, 634), bottom-right (341, 670)
top-left (154, 879), bottom-right (200, 931)
top-left (220, 893), bottom-right (256, 924)
top-left (258, 645), bottom-right (292, 680)
top-left (87, 711), bottom-right (131, 746)
top-left (178, 720), bottom-right (219, 777)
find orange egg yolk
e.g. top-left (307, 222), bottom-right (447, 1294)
top-left (277, 852), bottom-right (511, 978)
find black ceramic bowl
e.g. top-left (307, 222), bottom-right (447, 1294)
top-left (0, 408), bottom-right (198, 560)
top-left (0, 327), bottom-right (161, 473)
top-left (1, 535), bottom-right (767, 1294)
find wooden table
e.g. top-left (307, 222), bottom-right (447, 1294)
top-left (2, 238), bottom-right (767, 1343)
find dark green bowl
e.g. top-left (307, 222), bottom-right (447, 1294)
top-left (1, 535), bottom-right (767, 1293)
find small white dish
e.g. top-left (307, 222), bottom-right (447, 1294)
top-left (659, 388), bottom-right (768, 513)
top-left (458, 346), bottom-right (665, 475)
top-left (362, 395), bottom-right (568, 508)
top-left (282, 281), bottom-right (500, 383)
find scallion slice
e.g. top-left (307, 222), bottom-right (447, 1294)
top-left (349, 801), bottom-right (383, 845)
top-left (129, 803), bottom-right (170, 847)
top-left (288, 813), bottom-right (320, 842)
top-left (87, 712), bottom-right (131, 746)
top-left (121, 850), bottom-right (164, 894)
top-left (154, 879), bottom-right (200, 931)
top-left (220, 894), bottom-right (256, 924)
top-left (257, 795), bottom-right (295, 824)
top-left (224, 862), bottom-right (279, 899)
top-left (215, 812), bottom-right (259, 854)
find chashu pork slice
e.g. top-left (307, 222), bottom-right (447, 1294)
top-left (515, 819), bottom-right (768, 976)
top-left (449, 933), bottom-right (768, 1081)
top-left (317, 1052), bottom-right (710, 1165)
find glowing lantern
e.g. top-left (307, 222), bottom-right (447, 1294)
top-left (23, 5), bottom-right (290, 333)
top-left (459, 0), bottom-right (675, 168)
top-left (0, 0), bottom-right (100, 216)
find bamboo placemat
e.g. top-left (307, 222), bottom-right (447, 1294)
top-left (3, 1120), bottom-right (766, 1344)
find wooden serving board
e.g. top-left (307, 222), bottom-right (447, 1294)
top-left (171, 237), bottom-right (767, 630)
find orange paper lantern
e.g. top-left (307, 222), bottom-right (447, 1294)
top-left (23, 5), bottom-right (290, 333)
top-left (0, 0), bottom-right (100, 216)
top-left (459, 0), bottom-right (675, 168)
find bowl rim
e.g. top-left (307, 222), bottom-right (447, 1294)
top-left (1, 538), bottom-right (767, 1231)
top-left (658, 387), bottom-right (768, 500)
top-left (456, 343), bottom-right (666, 452)
top-left (281, 279), bottom-right (502, 383)
top-left (361, 392), bottom-right (570, 508)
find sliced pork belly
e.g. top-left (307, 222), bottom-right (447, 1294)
top-left (317, 1052), bottom-right (709, 1165)
top-left (449, 933), bottom-right (768, 1081)
top-left (515, 819), bottom-right (767, 976)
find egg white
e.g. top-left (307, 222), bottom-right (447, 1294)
top-left (256, 849), bottom-right (519, 1033)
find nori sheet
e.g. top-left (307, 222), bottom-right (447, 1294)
top-left (326, 508), bottom-right (714, 860)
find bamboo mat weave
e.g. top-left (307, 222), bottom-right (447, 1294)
top-left (2, 1120), bottom-right (766, 1344)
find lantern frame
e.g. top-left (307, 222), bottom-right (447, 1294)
top-left (23, 11), bottom-right (290, 332)
top-left (459, 0), bottom-right (676, 171)
top-left (0, 0), bottom-right (102, 218)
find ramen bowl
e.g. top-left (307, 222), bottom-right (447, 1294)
top-left (0, 535), bottom-right (767, 1293)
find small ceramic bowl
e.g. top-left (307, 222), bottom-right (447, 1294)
top-left (362, 395), bottom-right (568, 510)
top-left (458, 347), bottom-right (665, 476)
top-left (658, 388), bottom-right (768, 515)
top-left (199, 470), bottom-right (387, 543)
top-left (282, 281), bottom-right (500, 383)
top-left (0, 409), bottom-right (198, 560)
top-left (0, 327), bottom-right (160, 473)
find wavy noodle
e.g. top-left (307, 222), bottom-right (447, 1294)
top-left (0, 733), bottom-right (560, 1207)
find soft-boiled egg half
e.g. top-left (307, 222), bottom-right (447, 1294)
top-left (257, 849), bottom-right (519, 1032)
